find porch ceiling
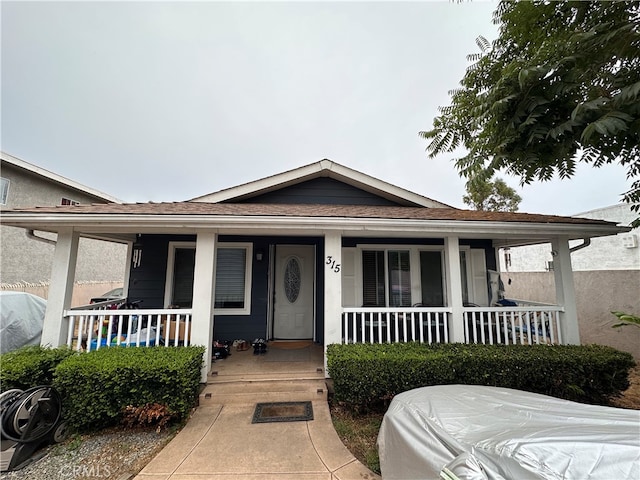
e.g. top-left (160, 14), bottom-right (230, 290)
top-left (1, 202), bottom-right (628, 246)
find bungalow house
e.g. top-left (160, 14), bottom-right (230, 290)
top-left (0, 160), bottom-right (629, 382)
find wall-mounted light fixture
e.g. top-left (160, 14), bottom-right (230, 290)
top-left (255, 249), bottom-right (264, 261)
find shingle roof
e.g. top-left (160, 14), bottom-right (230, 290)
top-left (5, 202), bottom-right (617, 226)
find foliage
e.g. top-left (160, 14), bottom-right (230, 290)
top-left (612, 310), bottom-right (640, 328)
top-left (326, 343), bottom-right (635, 411)
top-left (0, 345), bottom-right (75, 391)
top-left (420, 1), bottom-right (640, 220)
top-left (54, 346), bottom-right (204, 431)
top-left (121, 403), bottom-right (176, 431)
top-left (463, 175), bottom-right (522, 211)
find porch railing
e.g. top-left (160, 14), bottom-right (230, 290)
top-left (342, 307), bottom-right (451, 344)
top-left (64, 301), bottom-right (192, 351)
top-left (463, 305), bottom-right (563, 345)
top-left (342, 305), bottom-right (564, 346)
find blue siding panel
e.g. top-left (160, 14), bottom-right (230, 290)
top-left (231, 177), bottom-right (401, 206)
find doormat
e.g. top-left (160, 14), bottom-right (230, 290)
top-left (252, 401), bottom-right (314, 423)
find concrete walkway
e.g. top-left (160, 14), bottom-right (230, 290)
top-left (135, 344), bottom-right (380, 480)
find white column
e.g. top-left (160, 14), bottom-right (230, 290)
top-left (445, 236), bottom-right (465, 343)
top-left (191, 231), bottom-right (217, 382)
top-left (41, 228), bottom-right (79, 347)
top-left (324, 231), bottom-right (343, 354)
top-left (552, 237), bottom-right (580, 345)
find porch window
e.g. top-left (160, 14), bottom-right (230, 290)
top-left (215, 247), bottom-right (248, 310)
top-left (420, 251), bottom-right (445, 306)
top-left (362, 250), bottom-right (411, 307)
top-left (165, 242), bottom-right (252, 314)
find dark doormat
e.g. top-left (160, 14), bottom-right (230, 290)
top-left (252, 401), bottom-right (314, 423)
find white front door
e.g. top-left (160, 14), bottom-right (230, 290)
top-left (273, 245), bottom-right (315, 339)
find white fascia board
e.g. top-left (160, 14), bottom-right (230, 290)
top-left (1, 151), bottom-right (122, 203)
top-left (189, 162), bottom-right (327, 202)
top-left (1, 214), bottom-right (627, 243)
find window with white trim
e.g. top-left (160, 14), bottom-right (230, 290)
top-left (358, 245), bottom-right (478, 308)
top-left (61, 197), bottom-right (80, 206)
top-left (362, 249), bottom-right (412, 307)
top-left (164, 242), bottom-right (252, 315)
top-left (0, 177), bottom-right (9, 205)
top-left (215, 247), bottom-right (249, 310)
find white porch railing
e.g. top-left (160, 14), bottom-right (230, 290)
top-left (342, 305), bottom-right (565, 346)
top-left (64, 301), bottom-right (192, 351)
top-left (464, 306), bottom-right (563, 345)
top-left (342, 307), bottom-right (451, 344)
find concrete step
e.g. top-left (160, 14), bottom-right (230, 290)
top-left (200, 378), bottom-right (328, 405)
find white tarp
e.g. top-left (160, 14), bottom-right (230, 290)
top-left (377, 384), bottom-right (640, 480)
top-left (0, 292), bottom-right (46, 353)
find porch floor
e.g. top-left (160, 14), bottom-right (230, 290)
top-left (136, 341), bottom-right (381, 480)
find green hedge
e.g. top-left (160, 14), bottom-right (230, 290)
top-left (0, 346), bottom-right (75, 391)
top-left (327, 343), bottom-right (635, 410)
top-left (54, 346), bottom-right (204, 431)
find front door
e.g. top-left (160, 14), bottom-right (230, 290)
top-left (273, 245), bottom-right (315, 339)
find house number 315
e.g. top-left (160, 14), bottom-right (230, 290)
top-left (326, 256), bottom-right (341, 273)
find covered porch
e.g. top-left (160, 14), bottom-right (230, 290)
top-left (38, 225), bottom-right (584, 382)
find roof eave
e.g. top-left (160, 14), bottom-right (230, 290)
top-left (1, 213), bottom-right (627, 243)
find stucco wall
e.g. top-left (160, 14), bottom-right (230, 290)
top-left (499, 204), bottom-right (639, 273)
top-left (1, 162), bottom-right (127, 283)
top-left (503, 271), bottom-right (640, 359)
top-left (0, 280), bottom-right (123, 307)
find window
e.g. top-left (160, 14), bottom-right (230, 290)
top-left (362, 249), bottom-right (411, 307)
top-left (215, 247), bottom-right (248, 309)
top-left (0, 177), bottom-right (9, 205)
top-left (61, 197), bottom-right (80, 206)
top-left (172, 248), bottom-right (196, 307)
top-left (164, 242), bottom-right (252, 314)
top-left (420, 251), bottom-right (444, 306)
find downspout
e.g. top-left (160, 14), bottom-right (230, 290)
top-left (569, 238), bottom-right (591, 253)
top-left (27, 229), bottom-right (57, 246)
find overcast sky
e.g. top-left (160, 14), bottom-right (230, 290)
top-left (1, 1), bottom-right (631, 216)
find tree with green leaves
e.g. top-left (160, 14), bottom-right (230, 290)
top-left (463, 176), bottom-right (522, 212)
top-left (421, 1), bottom-right (640, 221)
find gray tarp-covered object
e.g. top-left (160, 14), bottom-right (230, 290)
top-left (377, 385), bottom-right (640, 480)
top-left (0, 292), bottom-right (46, 353)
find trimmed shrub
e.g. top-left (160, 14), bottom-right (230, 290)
top-left (54, 346), bottom-right (204, 431)
top-left (327, 343), bottom-right (635, 410)
top-left (0, 346), bottom-right (75, 391)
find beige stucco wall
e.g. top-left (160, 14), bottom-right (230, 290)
top-left (503, 271), bottom-right (640, 360)
top-left (1, 161), bottom-right (127, 284)
top-left (0, 280), bottom-right (123, 307)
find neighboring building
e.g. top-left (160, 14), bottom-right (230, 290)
top-left (1, 160), bottom-right (629, 380)
top-left (499, 204), bottom-right (640, 359)
top-left (1, 152), bottom-right (127, 302)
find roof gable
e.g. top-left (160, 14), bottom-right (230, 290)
top-left (1, 151), bottom-right (121, 203)
top-left (189, 159), bottom-right (452, 208)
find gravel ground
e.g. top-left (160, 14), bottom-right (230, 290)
top-left (2, 427), bottom-right (176, 480)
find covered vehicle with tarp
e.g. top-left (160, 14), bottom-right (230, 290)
top-left (0, 292), bottom-right (46, 353)
top-left (377, 384), bottom-right (640, 480)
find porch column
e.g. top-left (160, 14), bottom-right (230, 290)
top-left (552, 236), bottom-right (580, 345)
top-left (41, 228), bottom-right (79, 347)
top-left (324, 231), bottom-right (343, 350)
top-left (191, 231), bottom-right (217, 383)
top-left (444, 236), bottom-right (465, 343)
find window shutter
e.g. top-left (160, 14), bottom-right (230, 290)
top-left (362, 250), bottom-right (385, 306)
top-left (215, 248), bottom-right (247, 308)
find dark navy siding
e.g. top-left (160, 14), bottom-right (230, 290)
top-left (231, 177), bottom-right (401, 206)
top-left (128, 234), bottom-right (325, 345)
top-left (127, 234), bottom-right (196, 308)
